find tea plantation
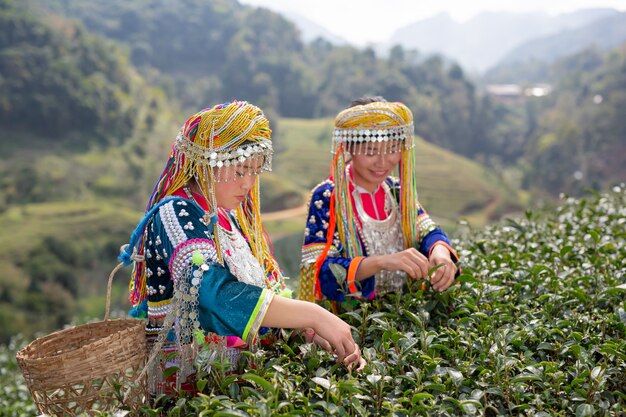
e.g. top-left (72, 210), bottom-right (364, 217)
top-left (1, 186), bottom-right (624, 416)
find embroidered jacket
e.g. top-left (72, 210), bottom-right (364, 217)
top-left (144, 197), bottom-right (274, 347)
top-left (300, 177), bottom-right (458, 302)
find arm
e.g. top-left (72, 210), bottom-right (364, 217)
top-left (192, 245), bottom-right (364, 368)
top-left (192, 241), bottom-right (363, 366)
top-left (195, 261), bottom-right (273, 344)
top-left (163, 199), bottom-right (364, 367)
top-left (354, 250), bottom-right (429, 281)
top-left (262, 295), bottom-right (359, 363)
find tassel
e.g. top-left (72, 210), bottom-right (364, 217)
top-left (129, 299), bottom-right (148, 318)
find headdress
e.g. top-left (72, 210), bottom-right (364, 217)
top-left (128, 101), bottom-right (282, 308)
top-left (332, 101), bottom-right (414, 156)
top-left (312, 101), bottom-right (420, 298)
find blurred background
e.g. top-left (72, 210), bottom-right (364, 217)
top-left (0, 0), bottom-right (624, 343)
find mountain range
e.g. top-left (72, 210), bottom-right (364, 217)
top-left (282, 7), bottom-right (626, 74)
top-left (496, 11), bottom-right (626, 66)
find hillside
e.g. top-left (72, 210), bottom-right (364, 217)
top-left (0, 200), bottom-right (141, 342)
top-left (483, 12), bottom-right (626, 84)
top-left (31, 0), bottom-right (483, 154)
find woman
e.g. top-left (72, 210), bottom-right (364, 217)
top-left (120, 101), bottom-right (364, 394)
top-left (299, 97), bottom-right (459, 307)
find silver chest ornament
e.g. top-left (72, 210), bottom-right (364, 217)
top-left (217, 218), bottom-right (266, 288)
top-left (353, 183), bottom-right (405, 295)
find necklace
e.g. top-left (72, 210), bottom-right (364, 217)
top-left (184, 183), bottom-right (269, 289)
top-left (353, 181), bottom-right (405, 295)
top-left (217, 216), bottom-right (267, 288)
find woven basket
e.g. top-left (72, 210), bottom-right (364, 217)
top-left (16, 262), bottom-right (147, 416)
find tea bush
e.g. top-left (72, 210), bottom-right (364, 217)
top-left (3, 186), bottom-right (625, 416)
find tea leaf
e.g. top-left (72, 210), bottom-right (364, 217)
top-left (240, 374), bottom-right (275, 393)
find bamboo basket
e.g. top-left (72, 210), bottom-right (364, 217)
top-left (16, 262), bottom-right (147, 416)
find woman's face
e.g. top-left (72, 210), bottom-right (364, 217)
top-left (350, 140), bottom-right (402, 192)
top-left (213, 156), bottom-right (264, 210)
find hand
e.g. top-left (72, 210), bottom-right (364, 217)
top-left (428, 245), bottom-right (458, 291)
top-left (311, 308), bottom-right (363, 365)
top-left (304, 328), bottom-right (331, 352)
top-left (304, 328), bottom-right (366, 371)
top-left (344, 344), bottom-right (367, 372)
top-left (380, 248), bottom-right (429, 280)
top-left (261, 297), bottom-right (365, 367)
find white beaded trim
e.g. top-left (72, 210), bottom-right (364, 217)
top-left (160, 201), bottom-right (188, 248)
top-left (169, 240), bottom-right (218, 285)
top-left (174, 131), bottom-right (273, 171)
top-left (333, 122), bottom-right (413, 144)
top-left (148, 303), bottom-right (171, 318)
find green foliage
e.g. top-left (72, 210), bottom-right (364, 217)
top-left (524, 46), bottom-right (626, 195)
top-left (6, 0), bottom-right (622, 202)
top-left (33, 0), bottom-right (480, 155)
top-left (0, 0), bottom-right (165, 148)
top-left (0, 200), bottom-right (143, 342)
top-left (3, 187), bottom-right (624, 415)
top-left (0, 337), bottom-right (39, 417)
top-left (472, 44), bottom-right (626, 197)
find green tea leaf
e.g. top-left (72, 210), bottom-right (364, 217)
top-left (240, 374), bottom-right (275, 393)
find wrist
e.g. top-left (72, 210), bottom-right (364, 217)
top-left (369, 255), bottom-right (386, 271)
top-left (304, 302), bottom-right (326, 330)
top-left (430, 243), bottom-right (451, 260)
top-left (355, 255), bottom-right (385, 281)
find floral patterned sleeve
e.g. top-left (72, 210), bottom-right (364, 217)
top-left (299, 181), bottom-right (375, 302)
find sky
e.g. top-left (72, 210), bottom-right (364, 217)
top-left (239, 0), bottom-right (626, 45)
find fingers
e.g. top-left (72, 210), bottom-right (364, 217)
top-left (430, 260), bottom-right (457, 291)
top-left (430, 263), bottom-right (445, 287)
top-left (429, 264), bottom-right (446, 291)
top-left (344, 345), bottom-right (366, 372)
top-left (388, 249), bottom-right (429, 279)
top-left (355, 357), bottom-right (367, 372)
top-left (439, 266), bottom-right (456, 290)
top-left (312, 334), bottom-right (333, 352)
top-left (343, 346), bottom-right (360, 367)
top-left (303, 328), bottom-right (316, 343)
top-left (317, 324), bottom-right (351, 362)
top-left (311, 309), bottom-right (364, 367)
top-left (333, 340), bottom-right (348, 362)
top-left (410, 250), bottom-right (430, 279)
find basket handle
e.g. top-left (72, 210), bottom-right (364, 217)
top-left (105, 244), bottom-right (144, 321)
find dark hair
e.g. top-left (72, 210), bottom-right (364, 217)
top-left (350, 96), bottom-right (388, 107)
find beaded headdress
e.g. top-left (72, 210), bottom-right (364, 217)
top-left (313, 101), bottom-right (420, 295)
top-left (332, 101), bottom-right (414, 156)
top-left (128, 101), bottom-right (282, 308)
